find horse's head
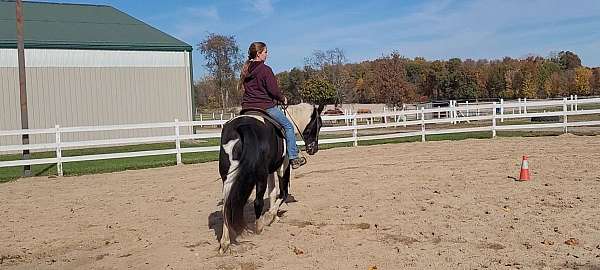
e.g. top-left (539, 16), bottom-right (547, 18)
top-left (286, 103), bottom-right (325, 155)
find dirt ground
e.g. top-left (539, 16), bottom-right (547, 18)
top-left (1, 135), bottom-right (600, 270)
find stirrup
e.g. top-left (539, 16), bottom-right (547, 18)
top-left (291, 157), bottom-right (307, 169)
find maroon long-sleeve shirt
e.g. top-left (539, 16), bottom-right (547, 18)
top-left (241, 61), bottom-right (285, 110)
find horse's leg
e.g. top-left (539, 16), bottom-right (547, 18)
top-left (219, 138), bottom-right (239, 254)
top-left (265, 169), bottom-right (286, 226)
top-left (278, 162), bottom-right (291, 203)
top-left (253, 174), bottom-right (268, 234)
top-left (219, 185), bottom-right (233, 253)
top-left (219, 210), bottom-right (231, 254)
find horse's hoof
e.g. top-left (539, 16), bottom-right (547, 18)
top-left (255, 219), bottom-right (265, 234)
top-left (219, 243), bottom-right (230, 254)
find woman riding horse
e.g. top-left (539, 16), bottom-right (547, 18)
top-left (218, 42), bottom-right (325, 252)
top-left (239, 41), bottom-right (306, 169)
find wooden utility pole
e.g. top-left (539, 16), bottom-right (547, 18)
top-left (16, 0), bottom-right (31, 176)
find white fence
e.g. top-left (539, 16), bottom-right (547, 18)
top-left (1, 96), bottom-right (600, 176)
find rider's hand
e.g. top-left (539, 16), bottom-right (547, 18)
top-left (283, 96), bottom-right (288, 105)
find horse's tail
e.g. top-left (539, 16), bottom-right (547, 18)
top-left (223, 124), bottom-right (264, 234)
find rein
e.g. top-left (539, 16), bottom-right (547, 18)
top-left (281, 105), bottom-right (311, 159)
top-left (281, 105), bottom-right (306, 145)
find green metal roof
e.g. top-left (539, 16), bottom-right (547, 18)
top-left (0, 1), bottom-right (192, 51)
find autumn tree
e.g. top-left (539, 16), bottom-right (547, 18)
top-left (591, 68), bottom-right (600, 95)
top-left (485, 61), bottom-right (506, 98)
top-left (277, 67), bottom-right (306, 104)
top-left (426, 60), bottom-right (448, 100)
top-left (520, 58), bottom-right (539, 98)
top-left (299, 78), bottom-right (337, 105)
top-left (538, 61), bottom-right (561, 98)
top-left (274, 49), bottom-right (596, 103)
top-left (438, 58), bottom-right (479, 100)
top-left (367, 52), bottom-right (417, 106)
top-left (347, 62), bottom-right (373, 103)
top-left (194, 76), bottom-right (220, 111)
top-left (304, 48), bottom-right (348, 105)
top-left (552, 51), bottom-right (582, 70)
top-left (198, 33), bottom-right (243, 111)
top-left (574, 67), bottom-right (592, 95)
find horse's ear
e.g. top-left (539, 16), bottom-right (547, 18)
top-left (317, 104), bottom-right (325, 114)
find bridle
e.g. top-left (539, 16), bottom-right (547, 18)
top-left (280, 104), bottom-right (319, 158)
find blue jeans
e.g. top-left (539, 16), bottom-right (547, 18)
top-left (266, 106), bottom-right (298, 160)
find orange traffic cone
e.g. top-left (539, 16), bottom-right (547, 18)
top-left (519, 155), bottom-right (530, 181)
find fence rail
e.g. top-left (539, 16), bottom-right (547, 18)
top-left (2, 96), bottom-right (600, 176)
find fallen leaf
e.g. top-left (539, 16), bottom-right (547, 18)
top-left (293, 246), bottom-right (304, 255)
top-left (565, 238), bottom-right (579, 246)
top-left (368, 266), bottom-right (378, 270)
top-left (356, 223), bottom-right (370, 229)
top-left (486, 243), bottom-right (505, 250)
top-left (541, 240), bottom-right (554, 245)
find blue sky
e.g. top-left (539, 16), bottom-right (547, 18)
top-left (35, 0), bottom-right (600, 79)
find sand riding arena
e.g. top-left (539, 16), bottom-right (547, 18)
top-left (1, 135), bottom-right (599, 269)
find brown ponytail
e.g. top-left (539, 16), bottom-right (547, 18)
top-left (239, 41), bottom-right (266, 91)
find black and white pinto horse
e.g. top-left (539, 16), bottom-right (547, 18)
top-left (218, 103), bottom-right (324, 253)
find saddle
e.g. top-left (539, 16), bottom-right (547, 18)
top-left (239, 108), bottom-right (286, 138)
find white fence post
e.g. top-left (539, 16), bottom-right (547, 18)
top-left (492, 102), bottom-right (497, 138)
top-left (466, 101), bottom-right (469, 117)
top-left (518, 98), bottom-right (522, 114)
top-left (347, 110), bottom-right (352, 127)
top-left (524, 98), bottom-right (528, 114)
top-left (352, 116), bottom-right (358, 147)
top-left (451, 100), bottom-right (456, 124)
top-left (344, 109), bottom-right (348, 126)
top-left (454, 100), bottom-right (458, 124)
top-left (450, 100), bottom-right (453, 121)
top-left (55, 125), bottom-right (63, 176)
top-left (570, 95), bottom-right (574, 111)
top-left (500, 98), bottom-right (504, 123)
top-left (401, 111), bottom-right (406, 127)
top-left (175, 119), bottom-right (182, 165)
top-left (575, 95), bottom-right (578, 111)
top-left (402, 104), bottom-right (407, 127)
top-left (447, 101), bottom-right (451, 121)
top-left (421, 107), bottom-right (426, 142)
top-left (563, 98), bottom-right (568, 133)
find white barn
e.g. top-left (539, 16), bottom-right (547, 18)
top-left (0, 1), bottom-right (193, 144)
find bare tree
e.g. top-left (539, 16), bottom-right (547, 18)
top-left (198, 33), bottom-right (243, 111)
